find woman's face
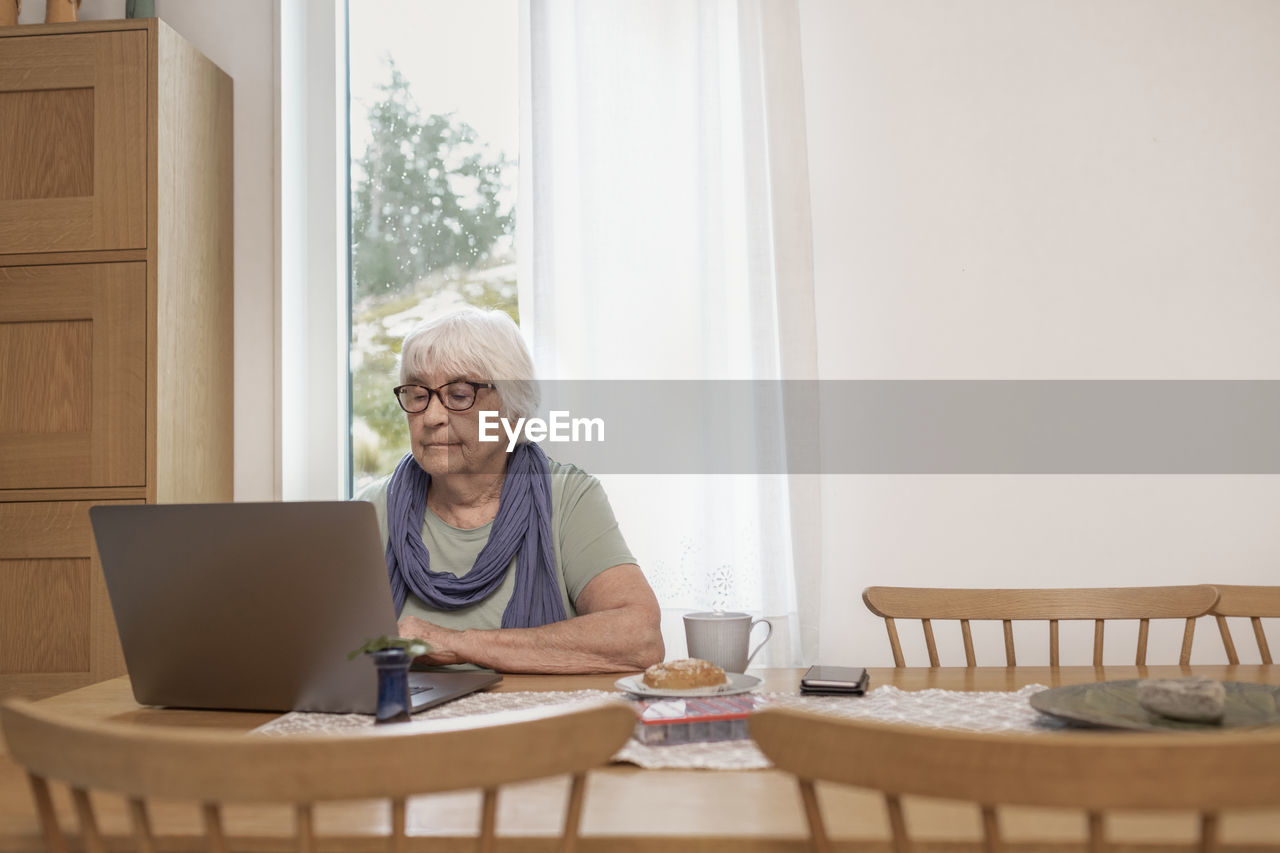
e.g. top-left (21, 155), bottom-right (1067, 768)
top-left (405, 372), bottom-right (507, 479)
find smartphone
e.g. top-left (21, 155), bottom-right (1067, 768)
top-left (800, 665), bottom-right (870, 695)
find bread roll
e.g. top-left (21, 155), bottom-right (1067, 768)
top-left (643, 658), bottom-right (727, 689)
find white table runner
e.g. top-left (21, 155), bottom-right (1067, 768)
top-left (253, 684), bottom-right (1064, 770)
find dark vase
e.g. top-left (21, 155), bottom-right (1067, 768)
top-left (370, 648), bottom-right (413, 724)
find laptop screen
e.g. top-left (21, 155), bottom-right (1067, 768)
top-left (90, 501), bottom-right (499, 713)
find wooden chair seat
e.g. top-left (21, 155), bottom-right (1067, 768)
top-left (1, 697), bottom-right (635, 853)
top-left (862, 585), bottom-right (1219, 666)
top-left (751, 705), bottom-right (1280, 853)
top-left (1210, 584), bottom-right (1280, 664)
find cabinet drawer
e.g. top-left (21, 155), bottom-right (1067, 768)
top-left (0, 262), bottom-right (146, 489)
top-left (0, 29), bottom-right (147, 254)
top-left (0, 499), bottom-right (137, 676)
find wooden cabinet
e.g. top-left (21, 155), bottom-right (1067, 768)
top-left (0, 29), bottom-right (147, 254)
top-left (0, 262), bottom-right (147, 490)
top-left (0, 500), bottom-right (141, 689)
top-left (0, 20), bottom-right (232, 700)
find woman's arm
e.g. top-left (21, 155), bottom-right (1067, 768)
top-left (397, 563), bottom-right (665, 673)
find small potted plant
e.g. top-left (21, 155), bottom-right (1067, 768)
top-left (349, 636), bottom-right (431, 724)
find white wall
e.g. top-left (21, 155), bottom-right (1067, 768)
top-left (156, 2), bottom-right (279, 502)
top-left (799, 0), bottom-right (1280, 665)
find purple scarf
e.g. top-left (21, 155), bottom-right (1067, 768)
top-left (383, 442), bottom-right (567, 628)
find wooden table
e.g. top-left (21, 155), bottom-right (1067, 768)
top-left (2, 666), bottom-right (1278, 852)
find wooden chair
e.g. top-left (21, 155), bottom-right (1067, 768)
top-left (751, 706), bottom-right (1280, 853)
top-left (1, 697), bottom-right (635, 853)
top-left (1210, 584), bottom-right (1280, 664)
top-left (862, 585), bottom-right (1219, 667)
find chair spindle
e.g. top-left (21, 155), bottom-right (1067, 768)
top-left (980, 805), bottom-right (1002, 853)
top-left (1136, 618), bottom-right (1150, 665)
top-left (27, 775), bottom-right (68, 853)
top-left (560, 773), bottom-right (587, 853)
top-left (202, 803), bottom-right (228, 853)
top-left (1048, 620), bottom-right (1059, 667)
top-left (478, 787), bottom-right (499, 853)
top-left (127, 798), bottom-right (156, 853)
top-left (295, 803), bottom-right (316, 853)
top-left (71, 788), bottom-right (107, 853)
top-left (1199, 812), bottom-right (1220, 853)
top-left (391, 797), bottom-right (407, 853)
top-left (884, 792), bottom-right (910, 853)
top-left (1087, 811), bottom-right (1104, 853)
top-left (1092, 620), bottom-right (1105, 667)
top-left (1253, 617), bottom-right (1273, 665)
top-left (922, 619), bottom-right (939, 666)
top-left (960, 620), bottom-right (976, 666)
top-left (798, 780), bottom-right (832, 853)
top-left (884, 617), bottom-right (905, 667)
top-left (1179, 617), bottom-right (1197, 666)
top-left (1002, 620), bottom-right (1016, 667)
top-left (1216, 615), bottom-right (1239, 665)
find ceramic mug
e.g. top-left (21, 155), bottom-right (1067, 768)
top-left (684, 611), bottom-right (772, 673)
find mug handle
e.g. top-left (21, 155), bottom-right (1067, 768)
top-left (744, 617), bottom-right (773, 667)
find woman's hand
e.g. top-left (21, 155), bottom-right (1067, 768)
top-left (397, 615), bottom-right (464, 666)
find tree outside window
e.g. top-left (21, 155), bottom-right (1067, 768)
top-left (348, 1), bottom-right (518, 491)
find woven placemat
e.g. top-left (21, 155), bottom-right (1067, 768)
top-left (252, 684), bottom-right (1060, 770)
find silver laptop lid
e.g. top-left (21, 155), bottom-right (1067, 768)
top-left (89, 501), bottom-right (499, 713)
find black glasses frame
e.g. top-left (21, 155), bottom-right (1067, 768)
top-left (392, 381), bottom-right (496, 414)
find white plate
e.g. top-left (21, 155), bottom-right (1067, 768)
top-left (614, 672), bottom-right (762, 698)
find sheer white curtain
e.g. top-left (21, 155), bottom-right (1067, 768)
top-left (518, 0), bottom-right (820, 665)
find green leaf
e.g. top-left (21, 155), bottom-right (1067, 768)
top-left (347, 635), bottom-right (432, 660)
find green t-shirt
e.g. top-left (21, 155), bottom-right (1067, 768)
top-left (356, 458), bottom-right (636, 631)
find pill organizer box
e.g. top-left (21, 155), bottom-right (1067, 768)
top-left (631, 694), bottom-right (766, 745)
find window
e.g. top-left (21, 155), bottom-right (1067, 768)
top-left (325, 1), bottom-right (814, 665)
top-left (347, 0), bottom-right (520, 492)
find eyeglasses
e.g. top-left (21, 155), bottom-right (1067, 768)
top-left (392, 381), bottom-right (495, 414)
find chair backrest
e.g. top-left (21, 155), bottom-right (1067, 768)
top-left (750, 705), bottom-right (1280, 853)
top-left (862, 585), bottom-right (1219, 667)
top-left (2, 697), bottom-right (635, 853)
top-left (1210, 584), bottom-right (1280, 665)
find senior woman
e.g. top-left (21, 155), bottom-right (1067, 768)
top-left (357, 307), bottom-right (664, 673)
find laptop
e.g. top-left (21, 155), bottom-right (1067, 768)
top-left (89, 501), bottom-right (502, 714)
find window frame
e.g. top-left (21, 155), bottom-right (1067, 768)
top-left (276, 0), bottom-right (351, 498)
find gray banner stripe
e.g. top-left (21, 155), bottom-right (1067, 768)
top-left (477, 381), bottom-right (1280, 474)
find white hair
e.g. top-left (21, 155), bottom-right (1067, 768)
top-left (398, 308), bottom-right (539, 428)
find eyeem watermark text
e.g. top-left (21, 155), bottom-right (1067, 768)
top-left (478, 411), bottom-right (605, 452)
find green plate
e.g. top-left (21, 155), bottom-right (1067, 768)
top-left (1029, 680), bottom-right (1280, 731)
